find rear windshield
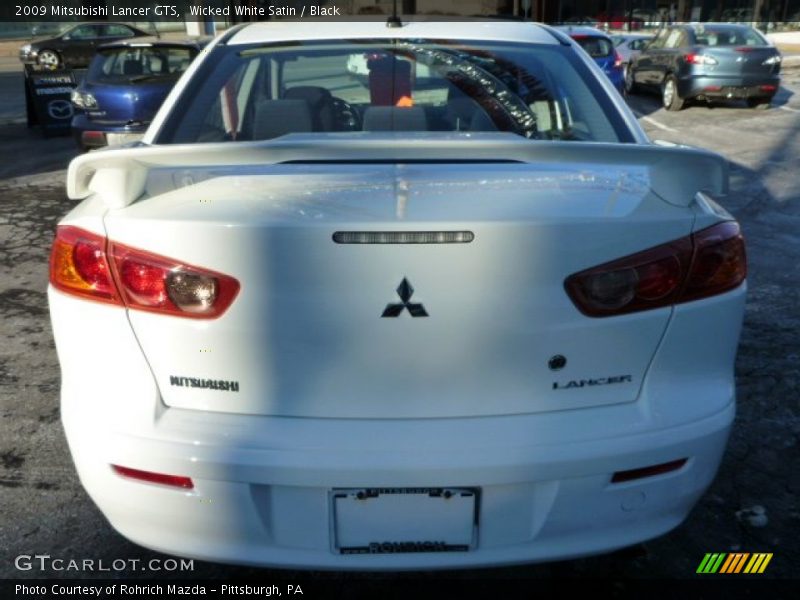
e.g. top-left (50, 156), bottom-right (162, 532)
top-left (571, 36), bottom-right (614, 58)
top-left (692, 27), bottom-right (768, 47)
top-left (156, 39), bottom-right (633, 144)
top-left (88, 46), bottom-right (195, 84)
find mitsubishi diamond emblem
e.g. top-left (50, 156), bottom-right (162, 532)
top-left (381, 278), bottom-right (428, 318)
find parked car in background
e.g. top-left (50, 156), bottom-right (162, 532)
top-left (71, 38), bottom-right (207, 150)
top-left (721, 8), bottom-right (755, 23)
top-left (19, 22), bottom-right (152, 69)
top-left (556, 26), bottom-right (624, 92)
top-left (560, 16), bottom-right (600, 28)
top-left (612, 33), bottom-right (654, 64)
top-left (595, 12), bottom-right (645, 31)
top-left (50, 20), bottom-right (745, 569)
top-left (631, 9), bottom-right (662, 28)
top-left (625, 23), bottom-right (782, 110)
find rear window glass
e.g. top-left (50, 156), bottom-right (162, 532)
top-left (88, 46), bottom-right (195, 84)
top-left (693, 27), bottom-right (768, 47)
top-left (157, 40), bottom-right (632, 144)
top-left (571, 36), bottom-right (614, 58)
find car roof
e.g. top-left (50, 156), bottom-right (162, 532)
top-left (680, 22), bottom-right (758, 31)
top-left (552, 25), bottom-right (612, 39)
top-left (33, 21), bottom-right (147, 40)
top-left (227, 20), bottom-right (562, 46)
top-left (68, 21), bottom-right (146, 29)
top-left (98, 36), bottom-right (209, 50)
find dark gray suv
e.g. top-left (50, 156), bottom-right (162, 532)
top-left (624, 23), bottom-right (782, 110)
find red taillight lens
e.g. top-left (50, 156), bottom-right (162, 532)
top-left (120, 259), bottom-right (168, 305)
top-left (759, 84), bottom-right (777, 92)
top-left (613, 51), bottom-right (623, 68)
top-left (684, 53), bottom-right (717, 66)
top-left (50, 226), bottom-right (119, 303)
top-left (565, 222), bottom-right (746, 317)
top-left (110, 243), bottom-right (239, 318)
top-left (681, 221), bottom-right (746, 303)
top-left (111, 465), bottom-right (194, 489)
top-left (49, 226), bottom-right (240, 318)
top-left (565, 238), bottom-right (692, 317)
top-left (633, 256), bottom-right (683, 301)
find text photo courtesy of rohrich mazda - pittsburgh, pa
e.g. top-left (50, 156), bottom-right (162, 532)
top-left (2, 0), bottom-right (800, 597)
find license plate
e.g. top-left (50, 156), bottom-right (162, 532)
top-left (106, 132), bottom-right (144, 146)
top-left (331, 487), bottom-right (477, 554)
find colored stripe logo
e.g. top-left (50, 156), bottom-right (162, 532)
top-left (697, 553), bottom-right (773, 574)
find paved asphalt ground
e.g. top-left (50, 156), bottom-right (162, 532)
top-left (0, 54), bottom-right (799, 587)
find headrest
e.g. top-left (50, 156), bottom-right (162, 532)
top-left (284, 86), bottom-right (333, 108)
top-left (123, 59), bottom-right (143, 76)
top-left (253, 99), bottom-right (313, 140)
top-left (362, 106), bottom-right (427, 131)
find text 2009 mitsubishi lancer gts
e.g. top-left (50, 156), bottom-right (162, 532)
top-left (48, 19), bottom-right (746, 569)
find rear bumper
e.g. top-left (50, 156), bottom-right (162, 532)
top-left (64, 395), bottom-right (734, 569)
top-left (50, 266), bottom-right (745, 569)
top-left (71, 114), bottom-right (148, 148)
top-left (606, 68), bottom-right (625, 91)
top-left (678, 75), bottom-right (781, 99)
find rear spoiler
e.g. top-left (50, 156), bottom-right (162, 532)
top-left (67, 135), bottom-right (728, 209)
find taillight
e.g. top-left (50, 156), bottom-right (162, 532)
top-left (50, 226), bottom-right (119, 303)
top-left (110, 243), bottom-right (239, 318)
top-left (684, 53), bottom-right (718, 66)
top-left (50, 226), bottom-right (240, 318)
top-left (565, 221), bottom-right (746, 317)
top-left (613, 51), bottom-right (623, 68)
top-left (679, 222), bottom-right (747, 303)
top-left (762, 55), bottom-right (781, 66)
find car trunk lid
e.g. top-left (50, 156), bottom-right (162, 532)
top-left (84, 80), bottom-right (175, 125)
top-left (72, 135), bottom-right (727, 419)
top-left (694, 45), bottom-right (780, 78)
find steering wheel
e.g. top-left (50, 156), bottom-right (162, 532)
top-left (331, 97), bottom-right (362, 131)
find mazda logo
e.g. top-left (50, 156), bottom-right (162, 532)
top-left (47, 99), bottom-right (73, 120)
top-left (381, 278), bottom-right (428, 318)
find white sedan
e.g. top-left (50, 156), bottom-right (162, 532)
top-left (611, 33), bottom-right (654, 65)
top-left (49, 19), bottom-right (745, 569)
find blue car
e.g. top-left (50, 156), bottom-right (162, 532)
top-left (555, 26), bottom-right (624, 93)
top-left (71, 38), bottom-right (207, 150)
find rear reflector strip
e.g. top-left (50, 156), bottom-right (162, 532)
top-left (111, 465), bottom-right (194, 489)
top-left (611, 459), bottom-right (688, 483)
top-left (81, 131), bottom-right (106, 143)
top-left (333, 231), bottom-right (474, 244)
